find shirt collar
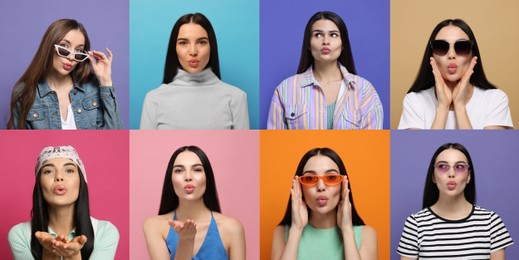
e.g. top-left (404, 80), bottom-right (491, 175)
top-left (48, 226), bottom-right (77, 238)
top-left (37, 79), bottom-right (84, 97)
top-left (300, 63), bottom-right (355, 90)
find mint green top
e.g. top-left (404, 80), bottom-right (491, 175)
top-left (327, 101), bottom-right (337, 129)
top-left (286, 224), bottom-right (363, 260)
top-left (8, 217), bottom-right (119, 260)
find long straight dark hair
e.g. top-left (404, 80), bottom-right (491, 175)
top-left (31, 168), bottom-right (94, 259)
top-left (158, 145), bottom-right (221, 215)
top-left (297, 11), bottom-right (356, 74)
top-left (7, 19), bottom-right (93, 129)
top-left (408, 19), bottom-right (496, 94)
top-left (163, 13), bottom-right (221, 84)
top-left (278, 147), bottom-right (365, 226)
top-left (423, 143), bottom-right (477, 208)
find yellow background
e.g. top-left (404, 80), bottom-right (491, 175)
top-left (260, 131), bottom-right (390, 259)
top-left (390, 0), bottom-right (519, 128)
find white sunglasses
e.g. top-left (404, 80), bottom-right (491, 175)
top-left (54, 44), bottom-right (89, 62)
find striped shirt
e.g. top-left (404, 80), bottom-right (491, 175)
top-left (397, 205), bottom-right (514, 259)
top-left (266, 64), bottom-right (383, 129)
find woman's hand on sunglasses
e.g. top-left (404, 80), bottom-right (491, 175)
top-left (452, 56), bottom-right (477, 109)
top-left (290, 176), bottom-right (308, 232)
top-left (337, 176), bottom-right (352, 231)
top-left (89, 48), bottom-right (113, 87)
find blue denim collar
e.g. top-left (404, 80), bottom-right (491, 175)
top-left (37, 79), bottom-right (85, 97)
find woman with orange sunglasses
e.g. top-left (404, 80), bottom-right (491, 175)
top-left (271, 147), bottom-right (377, 260)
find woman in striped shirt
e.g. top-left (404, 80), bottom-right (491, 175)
top-left (266, 11), bottom-right (383, 130)
top-left (397, 143), bottom-right (513, 259)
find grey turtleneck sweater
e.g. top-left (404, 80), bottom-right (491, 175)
top-left (140, 69), bottom-right (250, 129)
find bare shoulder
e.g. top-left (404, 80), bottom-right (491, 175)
top-left (213, 212), bottom-right (244, 235)
top-left (362, 225), bottom-right (377, 237)
top-left (361, 225), bottom-right (378, 241)
top-left (273, 225), bottom-right (286, 238)
top-left (143, 212), bottom-right (173, 234)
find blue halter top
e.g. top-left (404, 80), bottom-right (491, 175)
top-left (166, 211), bottom-right (228, 260)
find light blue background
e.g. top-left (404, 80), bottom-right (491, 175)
top-left (130, 0), bottom-right (260, 129)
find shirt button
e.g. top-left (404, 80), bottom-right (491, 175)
top-left (33, 113), bottom-right (38, 118)
top-left (77, 109), bottom-right (82, 113)
top-left (290, 112), bottom-right (295, 117)
top-left (92, 101), bottom-right (97, 106)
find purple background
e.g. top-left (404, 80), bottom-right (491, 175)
top-left (0, 0), bottom-right (129, 128)
top-left (391, 131), bottom-right (519, 259)
top-left (259, 0), bottom-right (390, 129)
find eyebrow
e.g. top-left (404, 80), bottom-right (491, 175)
top-left (41, 162), bottom-right (77, 168)
top-left (312, 29), bottom-right (340, 33)
top-left (177, 37), bottom-right (209, 41)
top-left (436, 160), bottom-right (467, 164)
top-left (173, 163), bottom-right (204, 168)
top-left (58, 39), bottom-right (85, 48)
top-left (302, 169), bottom-right (339, 175)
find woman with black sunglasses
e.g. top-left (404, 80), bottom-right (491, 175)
top-left (397, 143), bottom-right (513, 259)
top-left (7, 18), bottom-right (123, 129)
top-left (398, 19), bottom-right (513, 129)
top-left (271, 147), bottom-right (377, 260)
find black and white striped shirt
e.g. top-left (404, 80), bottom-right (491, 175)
top-left (397, 205), bottom-right (513, 259)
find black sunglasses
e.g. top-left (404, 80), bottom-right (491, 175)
top-left (430, 40), bottom-right (473, 56)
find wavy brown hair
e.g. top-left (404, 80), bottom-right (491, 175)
top-left (7, 19), bottom-right (93, 129)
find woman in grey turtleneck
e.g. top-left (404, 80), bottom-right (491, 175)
top-left (140, 13), bottom-right (250, 130)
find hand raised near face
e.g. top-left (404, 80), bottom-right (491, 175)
top-left (169, 219), bottom-right (197, 242)
top-left (430, 57), bottom-right (453, 109)
top-left (88, 48), bottom-right (113, 87)
top-left (452, 56), bottom-right (477, 108)
top-left (337, 176), bottom-right (353, 231)
top-left (290, 176), bottom-right (308, 231)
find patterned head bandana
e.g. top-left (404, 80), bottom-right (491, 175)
top-left (35, 145), bottom-right (87, 182)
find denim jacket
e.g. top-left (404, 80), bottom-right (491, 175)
top-left (13, 79), bottom-right (123, 129)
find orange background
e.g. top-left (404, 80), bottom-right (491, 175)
top-left (260, 131), bottom-right (390, 260)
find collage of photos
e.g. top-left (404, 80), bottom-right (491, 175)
top-left (0, 0), bottom-right (518, 259)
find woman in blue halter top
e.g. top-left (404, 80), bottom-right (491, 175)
top-left (143, 146), bottom-right (246, 260)
top-left (271, 148), bottom-right (378, 260)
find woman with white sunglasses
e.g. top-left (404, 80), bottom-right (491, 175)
top-left (398, 19), bottom-right (513, 129)
top-left (397, 143), bottom-right (513, 259)
top-left (7, 18), bottom-right (122, 129)
top-left (271, 147), bottom-right (378, 260)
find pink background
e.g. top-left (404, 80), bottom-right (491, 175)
top-left (0, 130), bottom-right (129, 259)
top-left (130, 130), bottom-right (260, 260)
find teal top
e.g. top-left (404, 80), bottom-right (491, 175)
top-left (327, 101), bottom-right (337, 129)
top-left (286, 224), bottom-right (363, 260)
top-left (8, 217), bottom-right (119, 260)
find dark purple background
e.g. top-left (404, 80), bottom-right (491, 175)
top-left (391, 131), bottom-right (519, 259)
top-left (0, 0), bottom-right (129, 129)
top-left (259, 0), bottom-right (390, 129)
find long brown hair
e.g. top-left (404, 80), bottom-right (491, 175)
top-left (7, 19), bottom-right (93, 129)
